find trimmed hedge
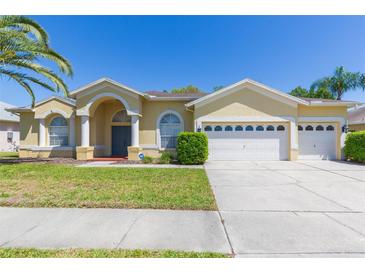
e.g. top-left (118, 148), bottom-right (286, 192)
top-left (344, 131), bottom-right (365, 163)
top-left (177, 132), bottom-right (208, 165)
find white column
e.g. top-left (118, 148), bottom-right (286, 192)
top-left (81, 115), bottom-right (90, 147)
top-left (39, 118), bottom-right (46, 147)
top-left (131, 115), bottom-right (139, 147)
top-left (69, 115), bottom-right (75, 146)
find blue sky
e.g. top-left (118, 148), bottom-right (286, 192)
top-left (1, 16), bottom-right (365, 107)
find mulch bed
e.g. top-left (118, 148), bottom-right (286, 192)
top-left (0, 158), bottom-right (87, 165)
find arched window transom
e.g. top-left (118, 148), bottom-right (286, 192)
top-left (49, 116), bottom-right (68, 146)
top-left (214, 126), bottom-right (222, 131)
top-left (112, 110), bottom-right (131, 122)
top-left (225, 126), bottom-right (233, 131)
top-left (235, 125), bottom-right (243, 131)
top-left (159, 113), bottom-right (182, 148)
top-left (204, 125), bottom-right (212, 132)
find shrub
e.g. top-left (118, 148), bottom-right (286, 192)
top-left (344, 131), bottom-right (365, 163)
top-left (177, 132), bottom-right (208, 165)
top-left (142, 156), bottom-right (154, 164)
top-left (159, 151), bottom-right (173, 164)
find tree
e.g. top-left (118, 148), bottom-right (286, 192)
top-left (171, 85), bottom-right (201, 94)
top-left (311, 66), bottom-right (365, 100)
top-left (0, 15), bottom-right (73, 107)
top-left (289, 86), bottom-right (335, 99)
top-left (289, 86), bottom-right (309, 97)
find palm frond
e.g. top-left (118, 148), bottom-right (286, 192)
top-left (0, 15), bottom-right (49, 45)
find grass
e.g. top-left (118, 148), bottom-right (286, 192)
top-left (0, 151), bottom-right (18, 159)
top-left (0, 248), bottom-right (228, 258)
top-left (0, 163), bottom-right (216, 210)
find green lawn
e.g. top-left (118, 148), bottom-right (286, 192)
top-left (0, 163), bottom-right (216, 210)
top-left (0, 151), bottom-right (18, 159)
top-left (0, 248), bottom-right (228, 258)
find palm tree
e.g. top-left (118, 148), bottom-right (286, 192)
top-left (311, 66), bottom-right (365, 100)
top-left (0, 15), bottom-right (73, 107)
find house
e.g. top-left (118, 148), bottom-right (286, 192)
top-left (0, 101), bottom-right (20, 152)
top-left (8, 78), bottom-right (359, 161)
top-left (348, 106), bottom-right (365, 132)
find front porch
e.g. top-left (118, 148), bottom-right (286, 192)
top-left (76, 94), bottom-right (142, 161)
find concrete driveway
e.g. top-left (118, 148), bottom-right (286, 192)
top-left (205, 160), bottom-right (365, 257)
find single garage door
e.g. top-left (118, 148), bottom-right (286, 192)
top-left (298, 123), bottom-right (337, 160)
top-left (204, 124), bottom-right (289, 161)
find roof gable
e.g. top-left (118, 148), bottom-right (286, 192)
top-left (185, 78), bottom-right (308, 108)
top-left (69, 78), bottom-right (145, 99)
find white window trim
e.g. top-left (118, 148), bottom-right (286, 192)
top-left (156, 110), bottom-right (184, 150)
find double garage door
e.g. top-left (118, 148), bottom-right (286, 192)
top-left (204, 124), bottom-right (289, 161)
top-left (204, 123), bottom-right (337, 161)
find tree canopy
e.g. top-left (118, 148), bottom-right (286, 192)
top-left (0, 15), bottom-right (73, 107)
top-left (311, 66), bottom-right (365, 100)
top-left (170, 85), bottom-right (202, 94)
top-left (289, 86), bottom-right (335, 99)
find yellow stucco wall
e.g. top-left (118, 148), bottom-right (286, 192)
top-left (349, 124), bottom-right (365, 132)
top-left (298, 105), bottom-right (347, 117)
top-left (19, 112), bottom-right (38, 146)
top-left (139, 100), bottom-right (194, 146)
top-left (194, 88), bottom-right (297, 119)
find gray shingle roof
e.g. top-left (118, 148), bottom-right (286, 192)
top-left (0, 101), bottom-right (20, 122)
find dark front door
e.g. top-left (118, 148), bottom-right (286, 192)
top-left (112, 126), bottom-right (131, 156)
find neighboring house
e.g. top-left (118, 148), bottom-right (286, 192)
top-left (0, 101), bottom-right (20, 152)
top-left (348, 106), bottom-right (365, 131)
top-left (8, 78), bottom-right (359, 161)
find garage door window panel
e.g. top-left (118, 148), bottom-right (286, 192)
top-left (225, 126), bottom-right (233, 131)
top-left (256, 126), bottom-right (264, 131)
top-left (316, 125), bottom-right (324, 131)
top-left (246, 125), bottom-right (254, 131)
top-left (326, 125), bottom-right (335, 131)
top-left (277, 125), bottom-right (285, 131)
top-left (214, 126), bottom-right (222, 131)
top-left (305, 125), bottom-right (313, 131)
top-left (204, 125), bottom-right (212, 132)
top-left (235, 125), bottom-right (243, 131)
top-left (266, 125), bottom-right (275, 131)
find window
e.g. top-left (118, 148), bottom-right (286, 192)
top-left (277, 125), bottom-right (285, 131)
top-left (204, 125), bottom-right (212, 132)
top-left (266, 125), bottom-right (275, 131)
top-left (7, 132), bottom-right (13, 143)
top-left (225, 125), bottom-right (233, 131)
top-left (49, 116), bottom-right (68, 146)
top-left (235, 125), bottom-right (243, 131)
top-left (159, 113), bottom-right (181, 149)
top-left (298, 125), bottom-right (303, 131)
top-left (326, 125), bottom-right (335, 131)
top-left (256, 125), bottom-right (264, 131)
top-left (316, 125), bottom-right (324, 131)
top-left (305, 125), bottom-right (313, 131)
top-left (214, 125), bottom-right (222, 131)
top-left (112, 110), bottom-right (131, 122)
top-left (246, 125), bottom-right (254, 131)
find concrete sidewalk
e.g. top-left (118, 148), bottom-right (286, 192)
top-left (0, 207), bottom-right (231, 254)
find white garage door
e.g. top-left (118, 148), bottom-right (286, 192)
top-left (204, 124), bottom-right (288, 161)
top-left (298, 123), bottom-right (337, 160)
